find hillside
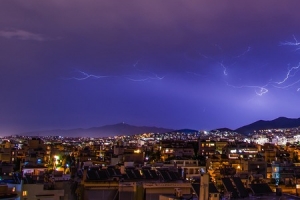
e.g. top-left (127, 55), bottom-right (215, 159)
top-left (235, 117), bottom-right (300, 134)
top-left (21, 123), bottom-right (174, 137)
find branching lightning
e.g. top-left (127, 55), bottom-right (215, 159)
top-left (200, 40), bottom-right (300, 96)
top-left (192, 45), bottom-right (270, 96)
top-left (64, 35), bottom-right (300, 97)
top-left (271, 37), bottom-right (300, 91)
top-left (260, 62), bottom-right (300, 92)
top-left (64, 70), bottom-right (109, 80)
top-left (64, 59), bottom-right (165, 83)
top-left (197, 45), bottom-right (271, 96)
top-left (273, 79), bottom-right (300, 90)
top-left (280, 35), bottom-right (300, 50)
top-left (270, 35), bottom-right (300, 91)
top-left (227, 61), bottom-right (300, 95)
top-left (226, 81), bottom-right (269, 96)
top-left (274, 63), bottom-right (300, 85)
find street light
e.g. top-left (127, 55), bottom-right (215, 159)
top-left (54, 155), bottom-right (59, 164)
top-left (53, 155), bottom-right (59, 170)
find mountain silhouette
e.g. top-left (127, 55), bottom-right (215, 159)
top-left (22, 123), bottom-right (174, 137)
top-left (235, 117), bottom-right (300, 134)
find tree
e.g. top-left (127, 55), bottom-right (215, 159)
top-left (189, 141), bottom-right (199, 157)
top-left (13, 158), bottom-right (21, 172)
top-left (149, 150), bottom-right (162, 162)
top-left (75, 184), bottom-right (84, 200)
top-left (155, 150), bottom-right (162, 161)
top-left (293, 152), bottom-right (299, 163)
top-left (61, 155), bottom-right (74, 173)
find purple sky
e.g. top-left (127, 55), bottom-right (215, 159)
top-left (1, 0), bottom-right (300, 134)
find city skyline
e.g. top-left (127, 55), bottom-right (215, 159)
top-left (1, 1), bottom-right (300, 134)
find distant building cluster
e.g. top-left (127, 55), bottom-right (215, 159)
top-left (0, 127), bottom-right (300, 199)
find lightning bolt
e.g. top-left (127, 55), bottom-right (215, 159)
top-left (223, 41), bottom-right (300, 95)
top-left (64, 70), bottom-right (109, 80)
top-left (219, 61), bottom-right (228, 76)
top-left (126, 77), bottom-right (150, 82)
top-left (255, 87), bottom-right (269, 96)
top-left (127, 59), bottom-right (165, 82)
top-left (272, 78), bottom-right (300, 90)
top-left (274, 62), bottom-right (300, 85)
top-left (126, 74), bottom-right (165, 82)
top-left (199, 53), bottom-right (209, 59)
top-left (133, 58), bottom-right (143, 68)
top-left (192, 38), bottom-right (300, 96)
top-left (152, 74), bottom-right (165, 80)
top-left (226, 81), bottom-right (269, 96)
top-left (273, 36), bottom-right (300, 91)
top-left (186, 71), bottom-right (206, 77)
top-left (235, 46), bottom-right (251, 58)
top-left (280, 35), bottom-right (300, 51)
top-left (191, 45), bottom-right (270, 96)
top-left (64, 59), bottom-right (165, 83)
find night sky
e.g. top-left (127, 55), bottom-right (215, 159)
top-left (1, 1), bottom-right (300, 134)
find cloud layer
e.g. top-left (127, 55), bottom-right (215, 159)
top-left (0, 30), bottom-right (47, 41)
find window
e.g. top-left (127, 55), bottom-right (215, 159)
top-left (23, 191), bottom-right (27, 196)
